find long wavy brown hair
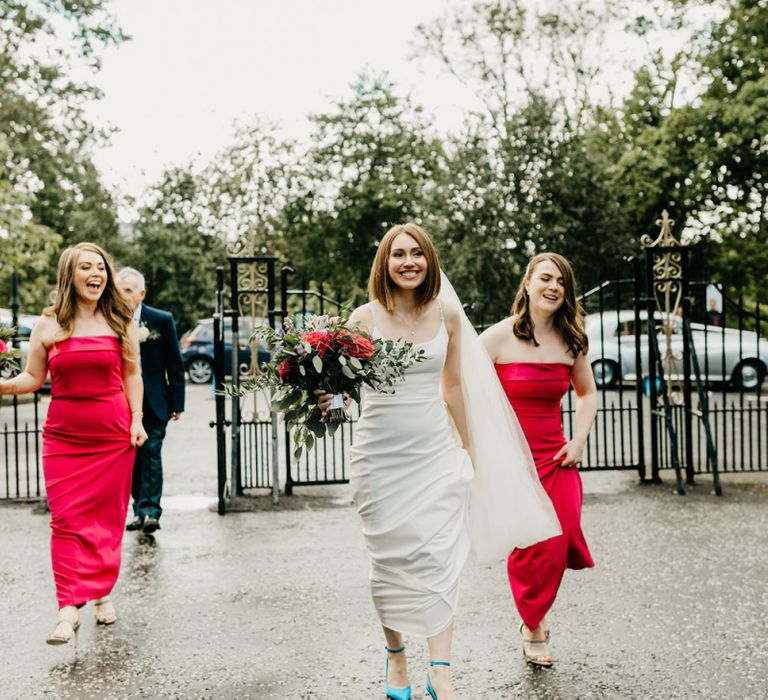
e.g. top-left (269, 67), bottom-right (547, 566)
top-left (368, 222), bottom-right (441, 310)
top-left (511, 252), bottom-right (588, 358)
top-left (45, 242), bottom-right (135, 358)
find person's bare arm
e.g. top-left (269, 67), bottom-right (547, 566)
top-left (121, 324), bottom-right (147, 447)
top-left (441, 302), bottom-right (469, 450)
top-left (553, 351), bottom-right (597, 467)
top-left (0, 315), bottom-right (54, 395)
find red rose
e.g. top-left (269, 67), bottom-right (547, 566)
top-left (301, 330), bottom-right (332, 358)
top-left (335, 331), bottom-right (374, 361)
top-left (279, 359), bottom-right (296, 379)
top-left (0, 339), bottom-right (7, 353)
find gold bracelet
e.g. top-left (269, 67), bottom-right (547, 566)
top-left (131, 410), bottom-right (143, 417)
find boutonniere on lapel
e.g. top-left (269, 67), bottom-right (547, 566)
top-left (137, 322), bottom-right (161, 343)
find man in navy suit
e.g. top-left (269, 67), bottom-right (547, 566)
top-left (117, 267), bottom-right (185, 534)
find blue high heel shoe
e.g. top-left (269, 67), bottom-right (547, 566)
top-left (385, 646), bottom-right (411, 700)
top-left (426, 661), bottom-right (450, 699)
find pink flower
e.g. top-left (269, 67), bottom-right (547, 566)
top-left (0, 339), bottom-right (7, 353)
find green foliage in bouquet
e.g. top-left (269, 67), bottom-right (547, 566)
top-left (0, 327), bottom-right (21, 379)
top-left (240, 314), bottom-right (424, 457)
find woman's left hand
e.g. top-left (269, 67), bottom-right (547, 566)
top-left (131, 418), bottom-right (148, 448)
top-left (553, 439), bottom-right (585, 468)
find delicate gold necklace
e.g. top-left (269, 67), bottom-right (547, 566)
top-left (394, 307), bottom-right (422, 341)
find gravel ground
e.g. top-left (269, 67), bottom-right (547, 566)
top-left (1, 385), bottom-right (767, 699)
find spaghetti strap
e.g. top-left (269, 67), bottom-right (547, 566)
top-left (368, 302), bottom-right (378, 334)
top-left (437, 299), bottom-right (444, 322)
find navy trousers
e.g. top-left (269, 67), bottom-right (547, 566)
top-left (131, 419), bottom-right (167, 520)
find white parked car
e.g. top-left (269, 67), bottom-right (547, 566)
top-left (586, 310), bottom-right (768, 390)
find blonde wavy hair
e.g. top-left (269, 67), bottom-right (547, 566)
top-left (45, 242), bottom-right (135, 358)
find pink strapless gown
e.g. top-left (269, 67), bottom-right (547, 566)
top-left (43, 336), bottom-right (135, 607)
top-left (495, 362), bottom-right (594, 630)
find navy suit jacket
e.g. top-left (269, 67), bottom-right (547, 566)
top-left (139, 304), bottom-right (185, 423)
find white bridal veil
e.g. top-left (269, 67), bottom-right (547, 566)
top-left (439, 272), bottom-right (561, 563)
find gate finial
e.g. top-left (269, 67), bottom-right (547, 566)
top-left (227, 225), bottom-right (257, 257)
top-left (641, 210), bottom-right (682, 248)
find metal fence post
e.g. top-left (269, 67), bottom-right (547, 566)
top-left (228, 260), bottom-right (241, 502)
top-left (681, 249), bottom-right (695, 484)
top-left (213, 267), bottom-right (227, 514)
top-left (280, 266), bottom-right (295, 497)
top-left (645, 247), bottom-right (661, 483)
top-left (632, 257), bottom-right (647, 481)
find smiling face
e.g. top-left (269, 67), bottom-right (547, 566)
top-left (525, 259), bottom-right (566, 316)
top-left (73, 250), bottom-right (108, 303)
top-left (387, 232), bottom-right (428, 291)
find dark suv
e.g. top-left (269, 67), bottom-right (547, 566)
top-left (180, 318), bottom-right (270, 384)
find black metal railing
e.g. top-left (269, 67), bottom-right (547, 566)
top-left (1, 273), bottom-right (44, 501)
top-left (211, 252), bottom-right (768, 512)
top-left (1, 395), bottom-right (43, 500)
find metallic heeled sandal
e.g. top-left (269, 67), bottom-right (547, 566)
top-left (385, 646), bottom-right (411, 700)
top-left (46, 607), bottom-right (80, 645)
top-left (94, 596), bottom-right (117, 625)
top-left (520, 622), bottom-right (554, 668)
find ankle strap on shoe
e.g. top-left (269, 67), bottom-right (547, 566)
top-left (429, 661), bottom-right (450, 667)
top-left (386, 646), bottom-right (406, 654)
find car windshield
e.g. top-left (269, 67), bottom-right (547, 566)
top-left (189, 318), bottom-right (263, 343)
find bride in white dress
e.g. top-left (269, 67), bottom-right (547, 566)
top-left (319, 223), bottom-right (560, 700)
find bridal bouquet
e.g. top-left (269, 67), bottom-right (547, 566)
top-left (0, 328), bottom-right (20, 379)
top-left (241, 314), bottom-right (424, 456)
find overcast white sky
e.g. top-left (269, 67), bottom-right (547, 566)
top-left (85, 0), bottom-right (468, 198)
top-left (81, 1), bottom-right (718, 203)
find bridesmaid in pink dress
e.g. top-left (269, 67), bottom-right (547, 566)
top-left (0, 242), bottom-right (146, 644)
top-left (481, 253), bottom-right (597, 667)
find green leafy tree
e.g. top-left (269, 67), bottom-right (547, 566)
top-left (124, 168), bottom-right (227, 334)
top-left (200, 119), bottom-right (300, 255)
top-left (611, 0), bottom-right (768, 302)
top-left (0, 135), bottom-right (62, 310)
top-left (279, 75), bottom-right (445, 302)
top-left (417, 0), bottom-right (635, 318)
top-left (0, 0), bottom-right (125, 304)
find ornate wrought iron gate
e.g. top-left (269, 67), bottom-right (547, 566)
top-left (212, 214), bottom-right (767, 513)
top-left (212, 247), bottom-right (355, 512)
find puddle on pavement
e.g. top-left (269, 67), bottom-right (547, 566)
top-left (161, 494), bottom-right (216, 511)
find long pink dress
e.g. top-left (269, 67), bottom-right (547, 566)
top-left (43, 336), bottom-right (135, 608)
top-left (495, 362), bottom-right (594, 630)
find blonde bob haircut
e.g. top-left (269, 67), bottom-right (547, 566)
top-left (367, 223), bottom-right (442, 311)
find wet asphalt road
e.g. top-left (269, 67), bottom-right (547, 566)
top-left (1, 386), bottom-right (767, 699)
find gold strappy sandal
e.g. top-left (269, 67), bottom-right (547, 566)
top-left (520, 622), bottom-right (554, 668)
top-left (94, 596), bottom-right (117, 625)
top-left (46, 607), bottom-right (80, 645)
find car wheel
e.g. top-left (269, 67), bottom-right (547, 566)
top-left (591, 359), bottom-right (619, 389)
top-left (187, 357), bottom-right (214, 384)
top-left (731, 359), bottom-right (766, 391)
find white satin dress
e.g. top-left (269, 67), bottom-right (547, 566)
top-left (350, 319), bottom-right (473, 637)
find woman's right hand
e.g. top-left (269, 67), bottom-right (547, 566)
top-left (314, 389), bottom-right (333, 416)
top-left (313, 389), bottom-right (351, 416)
top-left (130, 417), bottom-right (148, 448)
